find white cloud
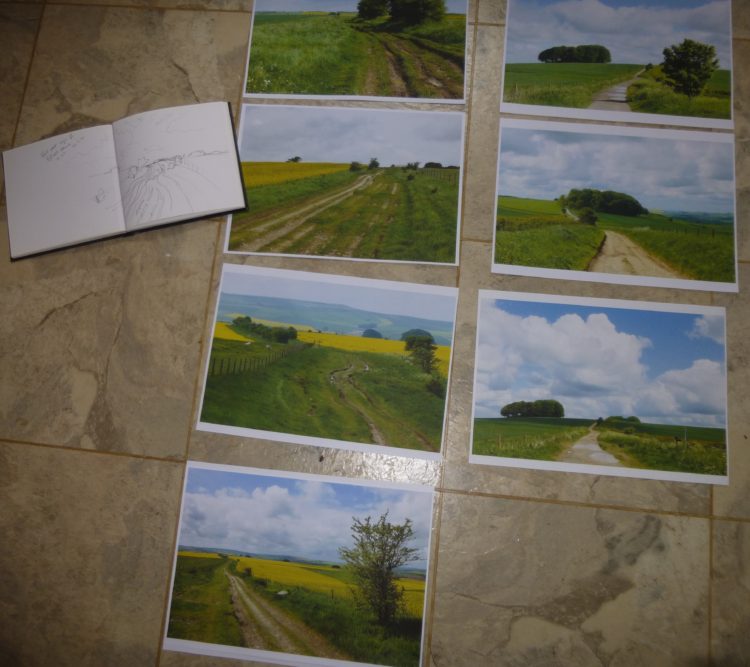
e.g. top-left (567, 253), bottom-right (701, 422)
top-left (689, 313), bottom-right (725, 345)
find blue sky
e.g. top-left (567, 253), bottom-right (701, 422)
top-left (220, 266), bottom-right (458, 323)
top-left (505, 0), bottom-right (731, 68)
top-left (257, 0), bottom-right (467, 13)
top-left (473, 295), bottom-right (726, 427)
top-left (240, 105), bottom-right (464, 168)
top-left (179, 466), bottom-right (433, 566)
top-left (498, 123), bottom-right (734, 214)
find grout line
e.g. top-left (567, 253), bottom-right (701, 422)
top-left (0, 437), bottom-right (186, 464)
top-left (708, 491), bottom-right (715, 664)
top-left (36, 1), bottom-right (253, 15)
top-left (422, 489), bottom-right (446, 666)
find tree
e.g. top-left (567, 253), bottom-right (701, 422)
top-left (368, 157), bottom-right (380, 170)
top-left (350, 160), bottom-right (363, 172)
top-left (578, 207), bottom-right (598, 225)
top-left (662, 38), bottom-right (718, 98)
top-left (403, 334), bottom-right (437, 373)
top-left (358, 0), bottom-right (388, 19)
top-left (538, 44), bottom-right (610, 63)
top-left (362, 328), bottom-right (383, 338)
top-left (389, 0), bottom-right (445, 24)
top-left (400, 328), bottom-right (432, 341)
top-left (339, 512), bottom-right (419, 626)
top-left (286, 156), bottom-right (302, 163)
top-left (501, 399), bottom-right (564, 418)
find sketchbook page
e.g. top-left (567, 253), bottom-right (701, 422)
top-left (3, 126), bottom-right (125, 258)
top-left (112, 102), bottom-right (245, 231)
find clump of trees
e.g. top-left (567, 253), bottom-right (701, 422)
top-left (662, 38), bottom-right (718, 98)
top-left (362, 328), bottom-right (383, 338)
top-left (358, 0), bottom-right (446, 24)
top-left (560, 188), bottom-right (648, 217)
top-left (501, 399), bottom-right (564, 418)
top-left (538, 44), bottom-right (611, 63)
top-left (339, 512), bottom-right (419, 627)
top-left (232, 316), bottom-right (298, 344)
top-left (401, 330), bottom-right (445, 398)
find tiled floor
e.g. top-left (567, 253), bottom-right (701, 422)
top-left (1, 1), bottom-right (748, 665)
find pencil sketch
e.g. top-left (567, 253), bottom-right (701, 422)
top-left (119, 149), bottom-right (228, 225)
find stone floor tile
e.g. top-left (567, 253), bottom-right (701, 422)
top-left (734, 39), bottom-right (750, 139)
top-left (0, 442), bottom-right (183, 666)
top-left (477, 0), bottom-right (505, 24)
top-left (0, 4), bottom-right (40, 149)
top-left (429, 493), bottom-right (710, 666)
top-left (711, 519), bottom-right (750, 666)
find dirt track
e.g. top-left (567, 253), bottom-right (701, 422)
top-left (588, 230), bottom-right (682, 278)
top-left (558, 426), bottom-right (621, 466)
top-left (227, 570), bottom-right (347, 659)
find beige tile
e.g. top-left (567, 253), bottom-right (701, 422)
top-left (430, 493), bottom-right (709, 666)
top-left (734, 39), bottom-right (750, 139)
top-left (733, 1), bottom-right (750, 40)
top-left (713, 266), bottom-right (750, 520)
top-left (711, 519), bottom-right (750, 666)
top-left (477, 0), bottom-right (505, 24)
top-left (0, 204), bottom-right (220, 457)
top-left (0, 442), bottom-right (182, 666)
top-left (50, 0), bottom-right (251, 9)
top-left (0, 4), bottom-right (41, 149)
top-left (461, 24), bottom-right (503, 242)
top-left (736, 139), bottom-right (750, 263)
top-left (14, 5), bottom-right (250, 145)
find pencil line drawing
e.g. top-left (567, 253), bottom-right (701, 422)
top-left (120, 149), bottom-right (228, 225)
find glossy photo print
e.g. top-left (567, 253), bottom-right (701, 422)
top-left (197, 264), bottom-right (457, 459)
top-left (471, 291), bottom-right (728, 484)
top-left (164, 462), bottom-right (435, 667)
top-left (502, 0), bottom-right (733, 128)
top-left (492, 118), bottom-right (737, 292)
top-left (227, 104), bottom-right (464, 264)
top-left (245, 0), bottom-right (468, 101)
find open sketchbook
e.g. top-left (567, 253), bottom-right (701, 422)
top-left (3, 102), bottom-right (245, 258)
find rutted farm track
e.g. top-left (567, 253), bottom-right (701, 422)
top-left (226, 569), bottom-right (348, 659)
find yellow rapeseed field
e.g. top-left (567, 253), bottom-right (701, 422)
top-left (178, 551), bottom-right (221, 559)
top-left (297, 331), bottom-right (451, 375)
top-left (213, 322), bottom-right (251, 341)
top-left (231, 556), bottom-right (425, 617)
top-left (242, 162), bottom-right (350, 188)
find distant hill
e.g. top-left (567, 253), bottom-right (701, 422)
top-left (218, 293), bottom-right (454, 345)
top-left (662, 211), bottom-right (734, 225)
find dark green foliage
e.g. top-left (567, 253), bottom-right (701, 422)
top-left (358, 0), bottom-right (389, 19)
top-left (287, 156), bottom-right (302, 162)
top-left (339, 513), bottom-right (419, 627)
top-left (350, 161), bottom-right (364, 172)
top-left (232, 315), bottom-right (298, 344)
top-left (562, 188), bottom-right (648, 216)
top-left (501, 399), bottom-right (565, 418)
top-left (363, 329), bottom-right (383, 338)
top-left (578, 207), bottom-right (598, 225)
top-left (662, 38), bottom-right (719, 98)
top-left (400, 329), bottom-right (433, 341)
top-left (423, 162), bottom-right (442, 168)
top-left (368, 157), bottom-right (380, 170)
top-left (388, 0), bottom-right (446, 25)
top-left (403, 334), bottom-right (437, 373)
top-left (538, 44), bottom-right (611, 63)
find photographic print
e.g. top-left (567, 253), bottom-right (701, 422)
top-left (502, 0), bottom-right (733, 128)
top-left (197, 264), bottom-right (457, 458)
top-left (471, 291), bottom-right (728, 484)
top-left (228, 104), bottom-right (464, 264)
top-left (245, 0), bottom-right (467, 101)
top-left (493, 119), bottom-right (737, 292)
top-left (164, 462), bottom-right (434, 667)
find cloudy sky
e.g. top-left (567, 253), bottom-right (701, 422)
top-left (178, 466), bottom-right (433, 567)
top-left (239, 105), bottom-right (464, 168)
top-left (221, 265), bottom-right (457, 323)
top-left (498, 122), bottom-right (734, 213)
top-left (473, 295), bottom-right (726, 427)
top-left (256, 0), bottom-right (467, 13)
top-left (505, 0), bottom-right (731, 68)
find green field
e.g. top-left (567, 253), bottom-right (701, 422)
top-left (495, 196), bottom-right (735, 282)
top-left (503, 63), bottom-right (642, 107)
top-left (169, 553), bottom-right (423, 667)
top-left (230, 166), bottom-right (459, 262)
top-left (627, 66), bottom-right (731, 119)
top-left (247, 12), bottom-right (465, 98)
top-left (201, 337), bottom-right (447, 451)
top-left (473, 417), bottom-right (593, 460)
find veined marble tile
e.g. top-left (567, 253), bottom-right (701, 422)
top-left (0, 442), bottom-right (182, 666)
top-left (713, 265), bottom-right (750, 520)
top-left (0, 4), bottom-right (40, 150)
top-left (477, 0), bottom-right (505, 24)
top-left (430, 493), bottom-right (709, 666)
top-left (461, 24), bottom-right (503, 243)
top-left (14, 5), bottom-right (250, 145)
top-left (711, 519), bottom-right (750, 666)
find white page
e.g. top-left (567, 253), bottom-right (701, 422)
top-left (112, 102), bottom-right (245, 231)
top-left (3, 125), bottom-right (125, 258)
